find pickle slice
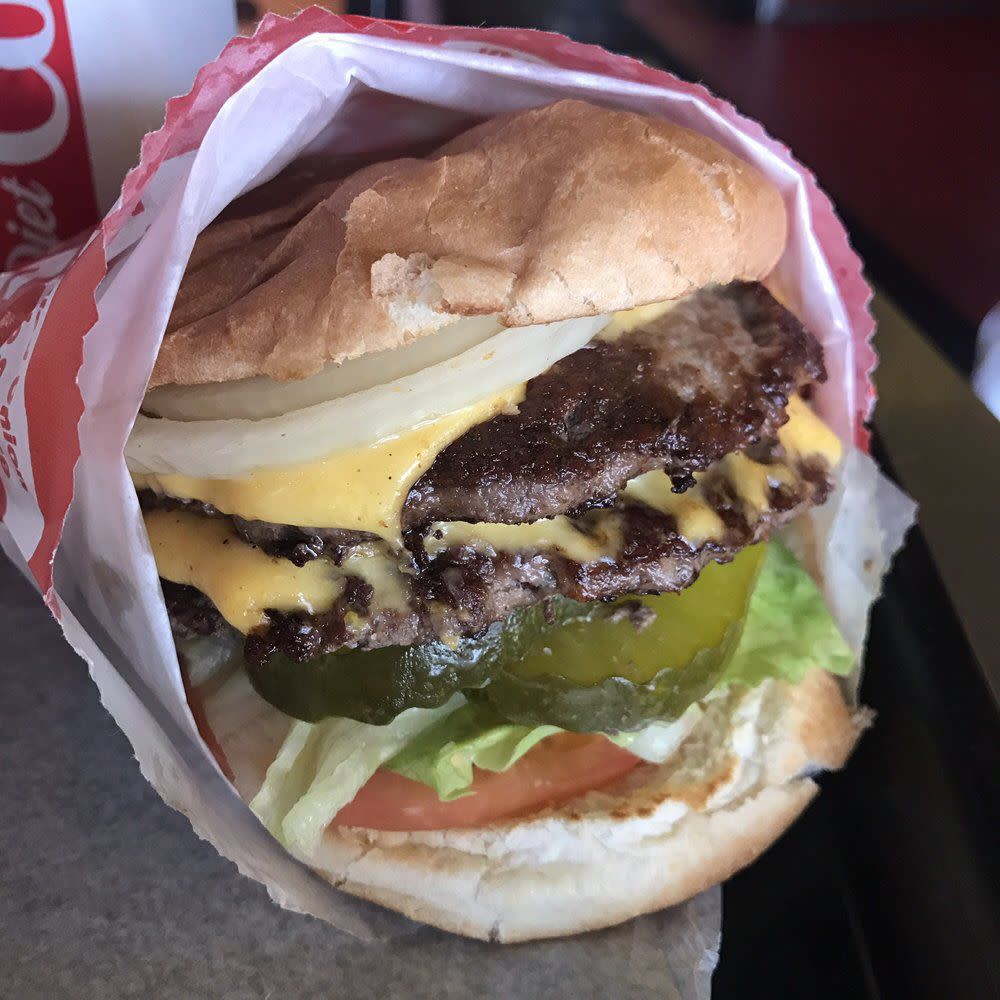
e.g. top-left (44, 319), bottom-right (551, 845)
top-left (245, 545), bottom-right (764, 730)
top-left (480, 545), bottom-right (764, 731)
top-left (507, 546), bottom-right (763, 685)
top-left (245, 634), bottom-right (498, 725)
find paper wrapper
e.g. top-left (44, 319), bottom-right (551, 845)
top-left (0, 10), bottom-right (914, 992)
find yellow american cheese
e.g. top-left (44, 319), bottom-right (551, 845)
top-left (778, 393), bottom-right (843, 465)
top-left (340, 544), bottom-right (412, 614)
top-left (134, 386), bottom-right (523, 547)
top-left (723, 452), bottom-right (795, 513)
top-left (623, 473), bottom-right (726, 545)
top-left (144, 509), bottom-right (346, 633)
top-left (423, 515), bottom-right (623, 564)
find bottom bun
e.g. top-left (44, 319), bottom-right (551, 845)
top-left (292, 670), bottom-right (866, 942)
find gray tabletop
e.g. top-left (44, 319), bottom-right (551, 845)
top-left (0, 559), bottom-right (715, 1000)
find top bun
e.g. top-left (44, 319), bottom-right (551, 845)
top-left (151, 99), bottom-right (787, 388)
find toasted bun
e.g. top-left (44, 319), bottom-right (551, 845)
top-left (152, 99), bottom-right (787, 388)
top-left (300, 670), bottom-right (865, 942)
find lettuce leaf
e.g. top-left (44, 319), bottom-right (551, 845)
top-left (385, 703), bottom-right (704, 801)
top-left (250, 695), bottom-right (465, 856)
top-left (720, 541), bottom-right (854, 688)
top-left (386, 703), bottom-right (562, 801)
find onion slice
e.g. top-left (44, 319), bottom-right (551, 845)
top-left (144, 315), bottom-right (504, 421)
top-left (127, 314), bottom-right (609, 478)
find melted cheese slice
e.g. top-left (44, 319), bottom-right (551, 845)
top-left (340, 545), bottom-right (411, 614)
top-left (625, 393), bottom-right (843, 542)
top-left (623, 474), bottom-right (726, 545)
top-left (598, 299), bottom-right (678, 341)
top-left (779, 393), bottom-right (843, 463)
top-left (144, 509), bottom-right (345, 633)
top-left (424, 515), bottom-right (623, 563)
top-left (134, 387), bottom-right (523, 547)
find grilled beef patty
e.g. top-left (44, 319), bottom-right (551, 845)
top-left (402, 281), bottom-right (823, 527)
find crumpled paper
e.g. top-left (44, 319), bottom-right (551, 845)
top-left (0, 11), bottom-right (911, 995)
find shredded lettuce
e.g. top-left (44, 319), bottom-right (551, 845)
top-left (251, 542), bottom-right (853, 844)
top-left (386, 703), bottom-right (562, 801)
top-left (720, 541), bottom-right (854, 688)
top-left (250, 696), bottom-right (465, 857)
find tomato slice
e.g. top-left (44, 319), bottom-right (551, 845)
top-left (332, 733), bottom-right (642, 832)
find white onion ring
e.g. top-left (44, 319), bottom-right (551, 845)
top-left (144, 315), bottom-right (504, 421)
top-left (127, 314), bottom-right (609, 478)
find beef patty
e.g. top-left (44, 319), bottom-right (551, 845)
top-left (402, 281), bottom-right (823, 527)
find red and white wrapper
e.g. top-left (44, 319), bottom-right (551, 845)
top-left (0, 0), bottom-right (235, 270)
top-left (0, 10), bottom-right (913, 977)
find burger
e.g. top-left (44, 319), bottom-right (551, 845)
top-left (126, 100), bottom-right (867, 941)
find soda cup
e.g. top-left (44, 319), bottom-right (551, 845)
top-left (0, 0), bottom-right (236, 271)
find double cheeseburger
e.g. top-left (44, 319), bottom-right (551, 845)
top-left (128, 100), bottom-right (866, 941)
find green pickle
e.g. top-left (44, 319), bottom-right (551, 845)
top-left (246, 545), bottom-right (766, 731)
top-left (511, 545), bottom-right (762, 685)
top-left (245, 633), bottom-right (497, 725)
top-left (482, 544), bottom-right (764, 731)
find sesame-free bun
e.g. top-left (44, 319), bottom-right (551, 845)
top-left (151, 100), bottom-right (787, 388)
